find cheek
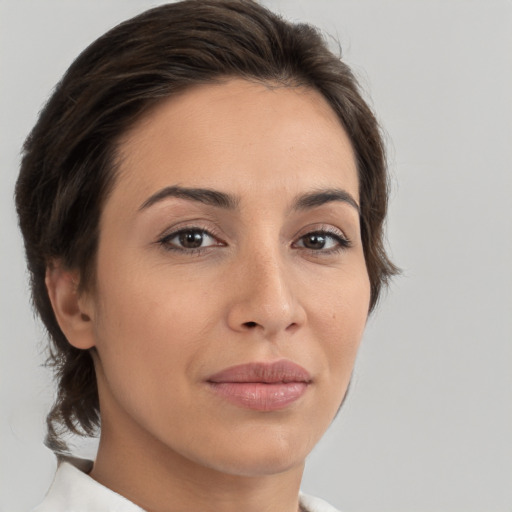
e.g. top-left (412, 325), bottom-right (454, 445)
top-left (313, 267), bottom-right (370, 386)
top-left (89, 270), bottom-right (209, 433)
top-left (90, 261), bottom-right (213, 386)
top-left (94, 250), bottom-right (216, 333)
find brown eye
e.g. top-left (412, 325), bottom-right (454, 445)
top-left (160, 228), bottom-right (220, 252)
top-left (302, 233), bottom-right (327, 250)
top-left (178, 230), bottom-right (204, 249)
top-left (294, 230), bottom-right (351, 253)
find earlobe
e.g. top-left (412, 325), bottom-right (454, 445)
top-left (45, 262), bottom-right (96, 350)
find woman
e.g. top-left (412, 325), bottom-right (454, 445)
top-left (15, 1), bottom-right (397, 511)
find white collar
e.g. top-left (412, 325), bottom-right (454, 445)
top-left (33, 459), bottom-right (145, 512)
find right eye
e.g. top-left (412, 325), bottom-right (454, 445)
top-left (159, 228), bottom-right (222, 253)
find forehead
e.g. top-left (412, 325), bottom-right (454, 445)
top-left (111, 79), bottom-right (359, 210)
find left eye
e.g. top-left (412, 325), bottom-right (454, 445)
top-left (161, 229), bottom-right (219, 250)
top-left (294, 231), bottom-right (349, 251)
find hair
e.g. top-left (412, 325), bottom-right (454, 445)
top-left (15, 0), bottom-right (398, 452)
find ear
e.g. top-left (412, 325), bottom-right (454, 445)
top-left (45, 262), bottom-right (96, 350)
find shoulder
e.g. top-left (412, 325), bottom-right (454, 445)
top-left (300, 493), bottom-right (342, 512)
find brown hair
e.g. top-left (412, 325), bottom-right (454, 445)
top-left (15, 0), bottom-right (397, 452)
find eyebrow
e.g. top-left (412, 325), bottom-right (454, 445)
top-left (139, 185), bottom-right (359, 214)
top-left (292, 189), bottom-right (360, 214)
top-left (139, 185), bottom-right (239, 211)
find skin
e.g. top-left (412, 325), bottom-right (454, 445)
top-left (47, 79), bottom-right (371, 512)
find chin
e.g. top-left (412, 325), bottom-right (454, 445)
top-left (192, 428), bottom-right (314, 478)
top-left (207, 449), bottom-right (306, 478)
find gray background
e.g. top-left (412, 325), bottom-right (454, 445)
top-left (1, 1), bottom-right (511, 511)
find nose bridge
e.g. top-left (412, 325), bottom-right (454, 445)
top-left (226, 234), bottom-right (304, 335)
top-left (250, 246), bottom-right (291, 313)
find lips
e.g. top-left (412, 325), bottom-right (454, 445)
top-left (207, 360), bottom-right (311, 411)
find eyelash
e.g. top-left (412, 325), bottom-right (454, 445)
top-left (157, 226), bottom-right (351, 255)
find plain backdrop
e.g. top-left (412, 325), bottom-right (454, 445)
top-left (1, 1), bottom-right (511, 511)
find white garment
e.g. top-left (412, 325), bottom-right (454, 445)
top-left (32, 459), bottom-right (341, 512)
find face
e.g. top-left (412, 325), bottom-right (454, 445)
top-left (83, 79), bottom-right (370, 478)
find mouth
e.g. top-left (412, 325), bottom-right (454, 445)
top-left (206, 360), bottom-right (312, 411)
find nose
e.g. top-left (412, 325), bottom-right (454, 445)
top-left (225, 247), bottom-right (306, 338)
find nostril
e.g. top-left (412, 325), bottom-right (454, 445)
top-left (244, 321), bottom-right (258, 329)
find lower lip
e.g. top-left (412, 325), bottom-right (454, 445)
top-left (208, 382), bottom-right (308, 411)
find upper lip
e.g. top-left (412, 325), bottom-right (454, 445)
top-left (207, 359), bottom-right (312, 384)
